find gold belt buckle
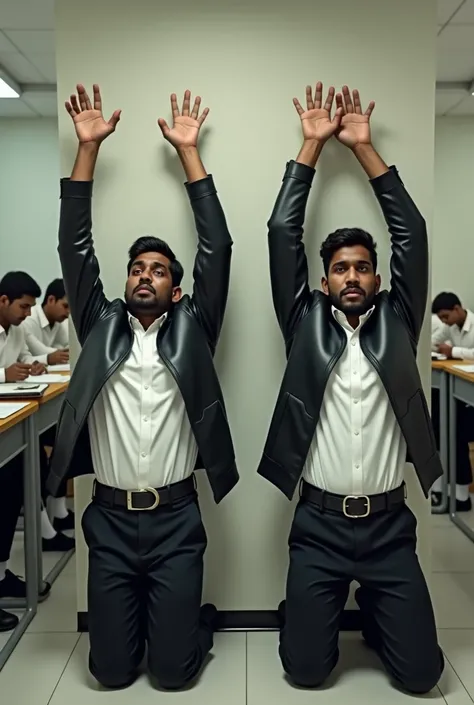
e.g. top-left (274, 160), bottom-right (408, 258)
top-left (343, 495), bottom-right (370, 518)
top-left (126, 487), bottom-right (160, 511)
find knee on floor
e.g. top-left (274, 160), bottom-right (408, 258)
top-left (283, 658), bottom-right (333, 689)
top-left (89, 655), bottom-right (138, 690)
top-left (149, 659), bottom-right (196, 691)
top-left (397, 657), bottom-right (444, 695)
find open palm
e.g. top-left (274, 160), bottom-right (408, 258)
top-left (294, 83), bottom-right (343, 143)
top-left (158, 91), bottom-right (209, 149)
top-left (335, 86), bottom-right (375, 148)
top-left (65, 84), bottom-right (121, 144)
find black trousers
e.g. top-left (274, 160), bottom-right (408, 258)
top-left (81, 491), bottom-right (212, 690)
top-left (280, 496), bottom-right (444, 693)
top-left (0, 456), bottom-right (24, 563)
top-left (431, 389), bottom-right (474, 485)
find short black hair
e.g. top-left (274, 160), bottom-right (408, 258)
top-left (320, 227), bottom-right (378, 277)
top-left (0, 271), bottom-right (41, 303)
top-left (127, 236), bottom-right (184, 287)
top-left (432, 292), bottom-right (461, 314)
top-left (42, 278), bottom-right (66, 306)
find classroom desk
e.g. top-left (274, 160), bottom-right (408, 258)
top-left (431, 361), bottom-right (449, 514)
top-left (0, 401), bottom-right (40, 671)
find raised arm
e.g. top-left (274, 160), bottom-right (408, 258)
top-left (335, 86), bottom-right (426, 342)
top-left (269, 83), bottom-right (343, 339)
top-left (158, 91), bottom-right (232, 348)
top-left (60, 84), bottom-right (121, 344)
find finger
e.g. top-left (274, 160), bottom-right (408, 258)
top-left (352, 89), bottom-right (362, 114)
top-left (70, 94), bottom-right (80, 115)
top-left (342, 85), bottom-right (354, 113)
top-left (332, 106), bottom-right (343, 125)
top-left (108, 109), bottom-right (122, 129)
top-left (314, 81), bottom-right (323, 110)
top-left (335, 93), bottom-right (345, 115)
top-left (293, 97), bottom-right (304, 116)
top-left (191, 95), bottom-right (201, 120)
top-left (77, 84), bottom-right (88, 112)
top-left (365, 100), bottom-right (375, 118)
top-left (305, 85), bottom-right (314, 111)
top-left (157, 118), bottom-right (170, 138)
top-left (170, 93), bottom-right (179, 118)
top-left (198, 107), bottom-right (209, 126)
top-left (93, 84), bottom-right (102, 111)
top-left (65, 101), bottom-right (77, 118)
top-left (182, 89), bottom-right (191, 116)
top-left (323, 86), bottom-right (335, 112)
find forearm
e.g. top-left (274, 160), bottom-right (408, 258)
top-left (296, 140), bottom-right (324, 169)
top-left (71, 143), bottom-right (100, 181)
top-left (452, 346), bottom-right (474, 361)
top-left (177, 147), bottom-right (207, 184)
top-left (352, 144), bottom-right (389, 179)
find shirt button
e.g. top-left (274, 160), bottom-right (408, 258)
top-left (141, 452), bottom-right (146, 458)
top-left (351, 341), bottom-right (356, 346)
top-left (355, 464), bottom-right (360, 469)
top-left (144, 417), bottom-right (148, 422)
top-left (354, 430), bottom-right (360, 436)
top-left (353, 399), bottom-right (359, 404)
top-left (353, 370), bottom-right (357, 375)
top-left (144, 385), bottom-right (149, 390)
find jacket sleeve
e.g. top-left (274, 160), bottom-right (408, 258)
top-left (58, 179), bottom-right (109, 345)
top-left (267, 161), bottom-right (314, 340)
top-left (187, 175), bottom-right (233, 350)
top-left (371, 167), bottom-right (428, 343)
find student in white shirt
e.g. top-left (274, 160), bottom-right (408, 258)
top-left (0, 272), bottom-right (75, 633)
top-left (431, 292), bottom-right (474, 511)
top-left (23, 278), bottom-right (69, 365)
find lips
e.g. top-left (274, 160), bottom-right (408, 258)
top-left (343, 289), bottom-right (364, 297)
top-left (135, 286), bottom-right (154, 294)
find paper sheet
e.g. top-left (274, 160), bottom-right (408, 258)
top-left (47, 364), bottom-right (70, 372)
top-left (0, 402), bottom-right (29, 419)
top-left (452, 365), bottom-right (474, 373)
top-left (25, 374), bottom-right (71, 384)
top-left (431, 352), bottom-right (447, 360)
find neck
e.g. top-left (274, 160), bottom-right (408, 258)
top-left (42, 305), bottom-right (55, 327)
top-left (459, 309), bottom-right (468, 327)
top-left (0, 313), bottom-right (10, 332)
top-left (136, 314), bottom-right (160, 331)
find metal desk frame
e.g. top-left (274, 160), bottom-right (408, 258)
top-left (431, 367), bottom-right (449, 514)
top-left (449, 373), bottom-right (474, 542)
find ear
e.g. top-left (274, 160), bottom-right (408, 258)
top-left (321, 277), bottom-right (329, 296)
top-left (375, 274), bottom-right (381, 294)
top-left (0, 295), bottom-right (9, 306)
top-left (172, 287), bottom-right (182, 303)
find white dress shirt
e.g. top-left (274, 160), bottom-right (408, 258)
top-left (431, 309), bottom-right (474, 360)
top-left (22, 305), bottom-right (69, 356)
top-left (0, 324), bottom-right (48, 383)
top-left (87, 313), bottom-right (198, 490)
top-left (431, 313), bottom-right (445, 339)
top-left (303, 306), bottom-right (407, 496)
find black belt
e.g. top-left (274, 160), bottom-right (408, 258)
top-left (92, 475), bottom-right (196, 511)
top-left (300, 480), bottom-right (406, 518)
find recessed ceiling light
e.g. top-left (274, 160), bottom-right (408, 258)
top-left (0, 77), bottom-right (20, 98)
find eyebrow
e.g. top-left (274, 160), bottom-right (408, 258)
top-left (332, 259), bottom-right (372, 268)
top-left (132, 260), bottom-right (168, 270)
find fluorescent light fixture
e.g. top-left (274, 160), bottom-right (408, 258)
top-left (0, 68), bottom-right (21, 98)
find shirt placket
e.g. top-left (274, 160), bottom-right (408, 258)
top-left (137, 329), bottom-right (154, 488)
top-left (350, 330), bottom-right (363, 495)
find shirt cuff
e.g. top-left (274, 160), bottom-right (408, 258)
top-left (0, 368), bottom-right (5, 383)
top-left (284, 160), bottom-right (315, 186)
top-left (60, 178), bottom-right (94, 199)
top-left (370, 165), bottom-right (400, 194)
top-left (452, 347), bottom-right (463, 359)
top-left (185, 175), bottom-right (216, 201)
top-left (35, 354), bottom-right (48, 365)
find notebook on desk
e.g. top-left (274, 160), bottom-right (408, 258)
top-left (0, 383), bottom-right (48, 399)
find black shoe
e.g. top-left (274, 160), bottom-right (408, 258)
top-left (200, 603), bottom-right (218, 633)
top-left (431, 491), bottom-right (442, 508)
top-left (0, 570), bottom-right (51, 599)
top-left (0, 609), bottom-right (19, 632)
top-left (42, 532), bottom-right (75, 552)
top-left (432, 496), bottom-right (472, 514)
top-left (53, 510), bottom-right (75, 532)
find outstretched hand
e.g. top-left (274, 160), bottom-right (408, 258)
top-left (158, 90), bottom-right (209, 149)
top-left (294, 82), bottom-right (343, 143)
top-left (65, 84), bottom-right (121, 145)
top-left (335, 86), bottom-right (375, 149)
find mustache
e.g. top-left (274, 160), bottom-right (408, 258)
top-left (133, 283), bottom-right (155, 295)
top-left (341, 286), bottom-right (365, 296)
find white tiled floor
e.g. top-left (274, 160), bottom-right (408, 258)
top-left (2, 514), bottom-right (474, 704)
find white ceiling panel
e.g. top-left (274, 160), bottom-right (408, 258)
top-left (437, 24), bottom-right (474, 51)
top-left (437, 51), bottom-right (474, 80)
top-left (0, 0), bottom-right (54, 30)
top-left (435, 91), bottom-right (467, 114)
top-left (447, 95), bottom-right (474, 114)
top-left (22, 91), bottom-right (58, 117)
top-left (449, 0), bottom-right (474, 22)
top-left (27, 52), bottom-right (56, 82)
top-left (3, 30), bottom-right (55, 54)
top-left (438, 0), bottom-right (467, 24)
top-left (0, 31), bottom-right (18, 52)
top-left (0, 51), bottom-right (46, 82)
top-left (0, 99), bottom-right (36, 117)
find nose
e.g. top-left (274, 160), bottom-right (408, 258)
top-left (345, 268), bottom-right (360, 285)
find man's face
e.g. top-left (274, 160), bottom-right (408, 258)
top-left (48, 296), bottom-right (69, 323)
top-left (437, 306), bottom-right (463, 327)
top-left (322, 245), bottom-right (380, 317)
top-left (0, 294), bottom-right (36, 326)
top-left (125, 251), bottom-right (182, 319)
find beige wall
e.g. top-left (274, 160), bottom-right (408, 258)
top-left (54, 0), bottom-right (437, 613)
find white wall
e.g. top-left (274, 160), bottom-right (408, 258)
top-left (55, 0), bottom-right (437, 614)
top-left (433, 117), bottom-right (474, 309)
top-left (0, 118), bottom-right (61, 291)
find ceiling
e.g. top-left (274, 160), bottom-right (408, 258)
top-left (0, 0), bottom-right (474, 118)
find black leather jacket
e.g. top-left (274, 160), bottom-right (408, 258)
top-left (47, 175), bottom-right (239, 504)
top-left (257, 160), bottom-right (442, 499)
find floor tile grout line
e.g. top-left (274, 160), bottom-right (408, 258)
top-left (441, 651), bottom-right (474, 704)
top-left (45, 633), bottom-right (81, 705)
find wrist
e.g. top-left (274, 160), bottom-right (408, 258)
top-left (351, 142), bottom-right (373, 156)
top-left (78, 141), bottom-right (100, 153)
top-left (297, 139), bottom-right (324, 168)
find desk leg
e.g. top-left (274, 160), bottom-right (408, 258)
top-left (30, 418), bottom-right (50, 598)
top-left (449, 376), bottom-right (474, 542)
top-left (432, 372), bottom-right (449, 514)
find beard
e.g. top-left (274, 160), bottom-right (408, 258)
top-left (125, 287), bottom-right (173, 318)
top-left (329, 286), bottom-right (376, 317)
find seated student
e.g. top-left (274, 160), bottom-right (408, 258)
top-left (431, 292), bottom-right (474, 511)
top-left (0, 272), bottom-right (75, 631)
top-left (23, 278), bottom-right (69, 365)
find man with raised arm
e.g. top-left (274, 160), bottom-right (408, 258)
top-left (258, 82), bottom-right (443, 693)
top-left (47, 84), bottom-right (238, 690)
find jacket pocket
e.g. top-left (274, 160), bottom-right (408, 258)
top-left (267, 393), bottom-right (315, 473)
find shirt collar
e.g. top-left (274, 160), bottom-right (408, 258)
top-left (38, 305), bottom-right (51, 329)
top-left (127, 311), bottom-right (167, 333)
top-left (0, 324), bottom-right (5, 336)
top-left (462, 310), bottom-right (473, 334)
top-left (332, 304), bottom-right (375, 333)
